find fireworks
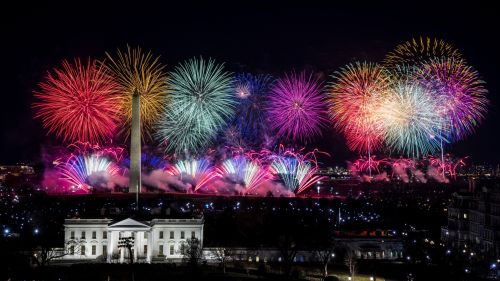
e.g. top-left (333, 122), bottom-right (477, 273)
top-left (425, 154), bottom-right (467, 178)
top-left (104, 46), bottom-right (168, 139)
top-left (384, 37), bottom-right (462, 67)
top-left (267, 72), bottom-right (327, 143)
top-left (166, 159), bottom-right (218, 191)
top-left (233, 73), bottom-right (274, 147)
top-left (350, 155), bottom-right (389, 175)
top-left (216, 156), bottom-right (270, 193)
top-left (157, 57), bottom-right (235, 154)
top-left (33, 58), bottom-right (121, 144)
top-left (269, 147), bottom-right (325, 194)
top-left (58, 154), bottom-right (120, 192)
top-left (376, 80), bottom-right (447, 157)
top-left (328, 62), bottom-right (390, 153)
top-left (418, 57), bottom-right (489, 141)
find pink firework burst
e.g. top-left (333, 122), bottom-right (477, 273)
top-left (267, 72), bottom-right (327, 143)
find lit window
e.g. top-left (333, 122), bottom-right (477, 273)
top-left (103, 245), bottom-right (107, 255)
top-left (464, 213), bottom-right (468, 219)
top-left (144, 232), bottom-right (148, 239)
top-left (103, 232), bottom-right (107, 239)
top-left (170, 245), bottom-right (174, 255)
top-left (92, 245), bottom-right (96, 255)
top-left (159, 231), bottom-right (164, 239)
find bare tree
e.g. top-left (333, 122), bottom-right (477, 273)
top-left (180, 237), bottom-right (203, 267)
top-left (277, 234), bottom-right (298, 276)
top-left (315, 239), bottom-right (336, 278)
top-left (118, 236), bottom-right (135, 264)
top-left (210, 247), bottom-right (233, 273)
top-left (344, 249), bottom-right (357, 280)
top-left (32, 239), bottom-right (83, 267)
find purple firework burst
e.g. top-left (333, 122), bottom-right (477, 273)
top-left (267, 72), bottom-right (327, 143)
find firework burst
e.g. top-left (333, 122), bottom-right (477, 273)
top-left (376, 80), bottom-right (447, 157)
top-left (267, 72), bottom-right (327, 143)
top-left (384, 37), bottom-right (462, 67)
top-left (33, 58), bottom-right (121, 144)
top-left (328, 62), bottom-right (390, 154)
top-left (233, 73), bottom-right (274, 147)
top-left (418, 57), bottom-right (488, 141)
top-left (157, 57), bottom-right (235, 154)
top-left (104, 46), bottom-right (168, 139)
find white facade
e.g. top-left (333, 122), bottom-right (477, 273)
top-left (62, 217), bottom-right (204, 263)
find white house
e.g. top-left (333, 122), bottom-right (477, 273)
top-left (62, 217), bottom-right (204, 263)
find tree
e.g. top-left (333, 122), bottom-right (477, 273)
top-left (344, 249), bottom-right (357, 280)
top-left (277, 233), bottom-right (298, 276)
top-left (118, 236), bottom-right (135, 264)
top-left (32, 239), bottom-right (83, 267)
top-left (314, 235), bottom-right (336, 278)
top-left (181, 237), bottom-right (203, 267)
top-left (210, 247), bottom-right (233, 274)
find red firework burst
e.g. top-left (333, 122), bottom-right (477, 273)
top-left (33, 58), bottom-right (122, 144)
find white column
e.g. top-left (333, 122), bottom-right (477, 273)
top-left (107, 231), bottom-right (113, 263)
top-left (147, 230), bottom-right (152, 263)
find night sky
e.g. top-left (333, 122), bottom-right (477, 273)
top-left (1, 1), bottom-right (498, 166)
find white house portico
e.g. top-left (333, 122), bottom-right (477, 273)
top-left (63, 217), bottom-right (204, 263)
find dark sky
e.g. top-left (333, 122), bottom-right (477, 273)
top-left (1, 1), bottom-right (498, 165)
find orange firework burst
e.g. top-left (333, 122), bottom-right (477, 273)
top-left (384, 37), bottom-right (462, 67)
top-left (327, 62), bottom-right (390, 154)
top-left (104, 46), bottom-right (168, 139)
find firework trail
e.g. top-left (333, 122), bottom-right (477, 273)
top-left (104, 46), bottom-right (168, 139)
top-left (216, 156), bottom-right (271, 193)
top-left (157, 57), bottom-right (235, 154)
top-left (269, 146), bottom-right (327, 194)
top-left (33, 58), bottom-right (121, 144)
top-left (166, 158), bottom-right (219, 192)
top-left (268, 72), bottom-right (327, 143)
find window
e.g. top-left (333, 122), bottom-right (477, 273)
top-left (81, 245), bottom-right (86, 255)
top-left (92, 231), bottom-right (96, 239)
top-left (181, 231), bottom-right (185, 239)
top-left (144, 245), bottom-right (148, 255)
top-left (69, 245), bottom-right (75, 255)
top-left (92, 245), bottom-right (96, 255)
top-left (170, 231), bottom-right (174, 239)
top-left (70, 231), bottom-right (75, 239)
top-left (170, 245), bottom-right (174, 255)
top-left (103, 231), bottom-right (107, 239)
top-left (144, 232), bottom-right (148, 239)
top-left (159, 231), bottom-right (164, 239)
top-left (159, 245), bottom-right (164, 256)
top-left (81, 231), bottom-right (86, 239)
top-left (103, 245), bottom-right (107, 256)
top-left (191, 231), bottom-right (195, 239)
top-left (464, 213), bottom-right (468, 219)
top-left (119, 232), bottom-right (122, 239)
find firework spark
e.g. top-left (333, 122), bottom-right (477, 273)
top-left (384, 37), bottom-right (462, 67)
top-left (328, 62), bottom-right (390, 154)
top-left (267, 72), bottom-right (327, 143)
top-left (33, 58), bottom-right (121, 144)
top-left (104, 46), bottom-right (168, 139)
top-left (157, 57), bottom-right (235, 154)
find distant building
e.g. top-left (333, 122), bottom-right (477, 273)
top-left (0, 165), bottom-right (35, 182)
top-left (62, 217), bottom-right (204, 263)
top-left (442, 179), bottom-right (500, 258)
